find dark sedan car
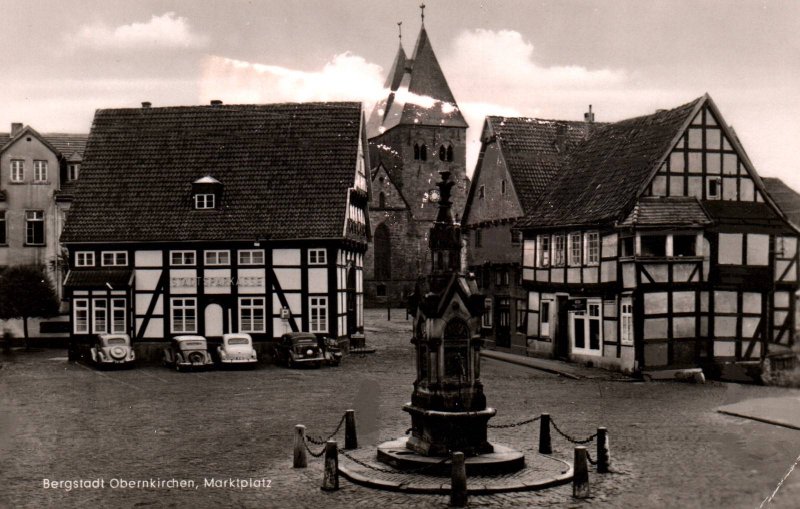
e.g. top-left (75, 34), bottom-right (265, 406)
top-left (272, 332), bottom-right (324, 368)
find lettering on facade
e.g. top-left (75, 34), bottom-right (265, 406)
top-left (170, 277), bottom-right (265, 288)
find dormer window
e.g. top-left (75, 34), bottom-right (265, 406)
top-left (192, 176), bottom-right (222, 210)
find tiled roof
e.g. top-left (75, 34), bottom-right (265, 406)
top-left (488, 117), bottom-right (597, 214)
top-left (619, 197), bottom-right (712, 227)
top-left (762, 177), bottom-right (800, 228)
top-left (703, 200), bottom-right (790, 232)
top-left (517, 96), bottom-right (704, 229)
top-left (61, 102), bottom-right (365, 243)
top-left (63, 268), bottom-right (134, 288)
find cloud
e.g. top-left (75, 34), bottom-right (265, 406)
top-left (71, 12), bottom-right (209, 50)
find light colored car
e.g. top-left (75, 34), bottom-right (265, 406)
top-left (163, 335), bottom-right (214, 371)
top-left (217, 333), bottom-right (258, 365)
top-left (90, 334), bottom-right (135, 367)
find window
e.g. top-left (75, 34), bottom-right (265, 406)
top-left (76, 252), bottom-right (95, 267)
top-left (10, 160), bottom-right (23, 182)
top-left (170, 250), bottom-right (196, 266)
top-left (439, 145), bottom-right (447, 161)
top-left (620, 236), bottom-right (635, 257)
top-left (379, 192), bottom-right (386, 208)
top-left (309, 296), bottom-right (328, 333)
top-left (540, 301), bottom-right (552, 337)
top-left (515, 298), bottom-right (526, 332)
top-left (111, 299), bottom-right (126, 333)
top-left (195, 193), bottom-right (215, 209)
top-left (640, 235), bottom-right (667, 257)
top-left (478, 185), bottom-right (485, 199)
top-left (93, 299), bottom-right (108, 334)
top-left (501, 179), bottom-right (506, 194)
top-left (673, 235), bottom-right (697, 257)
top-left (25, 210), bottom-right (44, 245)
top-left (68, 163), bottom-right (80, 181)
top-left (240, 297), bottom-right (266, 333)
top-left (446, 145), bottom-right (454, 162)
top-left (74, 299), bottom-right (89, 334)
top-left (585, 232), bottom-right (599, 265)
top-left (33, 160), bottom-right (47, 182)
top-left (102, 251), bottom-right (127, 266)
top-left (420, 144), bottom-right (427, 161)
top-left (482, 298), bottom-right (493, 328)
top-left (707, 177), bottom-right (721, 199)
top-left (239, 249), bottom-right (265, 265)
top-left (523, 239), bottom-right (535, 267)
top-left (503, 270), bottom-right (510, 286)
top-left (536, 235), bottom-right (550, 267)
top-left (553, 234), bottom-right (566, 266)
top-left (571, 300), bottom-right (602, 355)
top-left (308, 248), bottom-right (326, 265)
top-left (414, 143), bottom-right (420, 160)
top-left (568, 232), bottom-right (582, 266)
top-left (205, 250), bottom-right (230, 265)
top-left (511, 230), bottom-right (521, 246)
top-left (0, 211), bottom-right (6, 245)
top-left (474, 229), bottom-right (482, 248)
top-left (620, 302), bottom-right (633, 346)
top-left (171, 298), bottom-right (197, 333)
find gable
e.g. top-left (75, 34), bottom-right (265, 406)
top-left (371, 165), bottom-right (408, 210)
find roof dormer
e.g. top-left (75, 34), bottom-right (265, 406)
top-left (192, 176), bottom-right (222, 210)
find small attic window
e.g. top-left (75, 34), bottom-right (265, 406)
top-left (192, 175), bottom-right (223, 210)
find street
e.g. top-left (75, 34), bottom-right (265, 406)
top-left (1, 309), bottom-right (799, 508)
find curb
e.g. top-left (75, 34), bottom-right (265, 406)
top-left (480, 351), bottom-right (582, 380)
top-left (717, 409), bottom-right (800, 431)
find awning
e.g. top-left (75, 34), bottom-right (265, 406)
top-left (64, 268), bottom-right (134, 289)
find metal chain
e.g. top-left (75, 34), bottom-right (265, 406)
top-left (488, 415), bottom-right (542, 429)
top-left (306, 413), bottom-right (347, 445)
top-left (303, 438), bottom-right (327, 458)
top-left (586, 449), bottom-right (597, 466)
top-left (338, 448), bottom-right (451, 475)
top-left (550, 418), bottom-right (598, 445)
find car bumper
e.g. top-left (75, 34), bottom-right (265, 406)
top-left (290, 357), bottom-right (324, 364)
top-left (220, 358), bottom-right (258, 364)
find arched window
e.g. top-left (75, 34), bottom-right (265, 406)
top-left (439, 145), bottom-right (447, 161)
top-left (378, 192), bottom-right (386, 208)
top-left (414, 143), bottom-right (420, 160)
top-left (447, 145), bottom-right (454, 162)
top-left (420, 144), bottom-right (428, 161)
top-left (374, 223), bottom-right (391, 280)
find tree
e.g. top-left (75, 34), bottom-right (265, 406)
top-left (0, 266), bottom-right (60, 349)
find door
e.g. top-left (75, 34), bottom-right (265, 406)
top-left (346, 266), bottom-right (357, 336)
top-left (495, 297), bottom-right (511, 347)
top-left (205, 303), bottom-right (224, 337)
top-left (555, 296), bottom-right (569, 359)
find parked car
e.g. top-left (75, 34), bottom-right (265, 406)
top-left (217, 333), bottom-right (258, 366)
top-left (321, 337), bottom-right (342, 367)
top-left (90, 334), bottom-right (135, 367)
top-left (163, 335), bottom-right (214, 371)
top-left (273, 332), bottom-right (325, 368)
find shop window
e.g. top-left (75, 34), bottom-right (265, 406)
top-left (74, 299), bottom-right (89, 334)
top-left (205, 250), bottom-right (230, 266)
top-left (102, 251), bottom-right (128, 266)
top-left (309, 296), bottom-right (328, 333)
top-left (171, 298), bottom-right (197, 333)
top-left (25, 210), bottom-right (44, 245)
top-left (640, 235), bottom-right (667, 257)
top-left (76, 251), bottom-right (95, 267)
top-left (239, 249), bottom-right (265, 265)
top-left (673, 235), bottom-right (697, 257)
top-left (171, 250), bottom-right (196, 266)
top-left (240, 297), bottom-right (266, 333)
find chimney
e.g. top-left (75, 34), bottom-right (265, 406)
top-left (141, 102), bottom-right (151, 108)
top-left (583, 105), bottom-right (597, 140)
top-left (584, 104), bottom-right (595, 123)
top-left (11, 123), bottom-right (23, 137)
top-left (210, 100), bottom-right (223, 107)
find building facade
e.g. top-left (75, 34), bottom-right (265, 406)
top-left (515, 95), bottom-right (798, 377)
top-left (364, 21), bottom-right (469, 306)
top-left (61, 102), bottom-right (369, 347)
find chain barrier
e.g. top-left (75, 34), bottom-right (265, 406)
top-left (306, 413), bottom-right (347, 445)
top-left (338, 448), bottom-right (451, 475)
top-left (303, 438), bottom-right (327, 458)
top-left (550, 418), bottom-right (598, 445)
top-left (585, 449), bottom-right (597, 466)
top-left (487, 415), bottom-right (542, 429)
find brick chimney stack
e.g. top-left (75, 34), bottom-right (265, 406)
top-left (584, 105), bottom-right (595, 123)
top-left (11, 123), bottom-right (23, 137)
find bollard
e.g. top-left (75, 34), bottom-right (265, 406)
top-left (539, 413), bottom-right (552, 454)
top-left (597, 427), bottom-right (609, 473)
top-left (387, 301), bottom-right (391, 321)
top-left (573, 446), bottom-right (590, 498)
top-left (345, 409), bottom-right (358, 450)
top-left (321, 440), bottom-right (339, 491)
top-left (293, 425), bottom-right (307, 468)
top-left (449, 452), bottom-right (467, 507)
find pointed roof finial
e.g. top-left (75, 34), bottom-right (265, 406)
top-left (398, 21), bottom-right (402, 42)
top-left (420, 3), bottom-right (425, 25)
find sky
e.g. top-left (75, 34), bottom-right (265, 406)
top-left (1, 0), bottom-right (798, 187)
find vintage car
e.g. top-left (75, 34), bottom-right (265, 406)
top-left (217, 333), bottom-right (258, 366)
top-left (90, 334), bottom-right (135, 367)
top-left (273, 332), bottom-right (325, 368)
top-left (163, 335), bottom-right (214, 371)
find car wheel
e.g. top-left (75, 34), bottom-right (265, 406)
top-left (175, 362), bottom-right (181, 372)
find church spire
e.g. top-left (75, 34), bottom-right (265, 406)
top-left (420, 3), bottom-right (425, 25)
top-left (398, 21), bottom-right (402, 43)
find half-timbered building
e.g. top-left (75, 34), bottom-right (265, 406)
top-left (515, 94), bottom-right (799, 377)
top-left (60, 102), bottom-right (369, 350)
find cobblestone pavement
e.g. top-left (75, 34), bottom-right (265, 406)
top-left (1, 309), bottom-right (799, 508)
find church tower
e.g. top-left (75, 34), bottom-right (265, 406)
top-left (365, 7), bottom-right (469, 307)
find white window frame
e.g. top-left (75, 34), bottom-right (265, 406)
top-left (205, 250), bottom-right (230, 266)
top-left (67, 163), bottom-right (80, 181)
top-left (239, 297), bottom-right (266, 333)
top-left (10, 160), bottom-right (23, 182)
top-left (540, 300), bottom-right (552, 338)
top-left (92, 299), bottom-right (108, 334)
top-left (568, 232), bottom-right (582, 266)
top-left (238, 249), bottom-right (265, 266)
top-left (101, 251), bottom-right (128, 266)
top-left (74, 299), bottom-right (89, 334)
top-left (33, 160), bottom-right (48, 182)
top-left (171, 298), bottom-right (197, 334)
top-left (111, 298), bottom-right (126, 334)
top-left (25, 210), bottom-right (44, 245)
top-left (195, 193), bottom-right (215, 209)
top-left (707, 176), bottom-right (722, 200)
top-left (309, 296), bottom-right (328, 333)
top-left (170, 250), bottom-right (196, 266)
top-left (585, 231), bottom-right (600, 266)
top-left (482, 298), bottom-right (493, 328)
top-left (522, 239), bottom-right (535, 267)
top-left (620, 301), bottom-right (634, 346)
top-left (75, 251), bottom-right (95, 267)
top-left (536, 235), bottom-right (550, 268)
top-left (308, 248), bottom-right (327, 265)
top-left (570, 299), bottom-right (602, 356)
top-left (552, 234), bottom-right (566, 267)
